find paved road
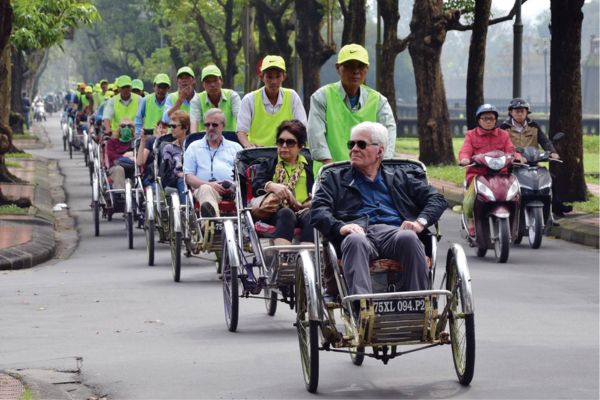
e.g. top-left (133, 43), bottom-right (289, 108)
top-left (1, 117), bottom-right (598, 399)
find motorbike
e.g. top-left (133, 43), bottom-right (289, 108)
top-left (33, 101), bottom-right (46, 122)
top-left (512, 132), bottom-right (565, 249)
top-left (461, 150), bottom-right (521, 263)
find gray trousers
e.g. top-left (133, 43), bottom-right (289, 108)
top-left (340, 224), bottom-right (429, 295)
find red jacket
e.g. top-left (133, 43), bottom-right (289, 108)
top-left (106, 138), bottom-right (132, 167)
top-left (458, 127), bottom-right (515, 185)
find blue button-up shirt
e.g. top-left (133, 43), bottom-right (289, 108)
top-left (354, 169), bottom-right (402, 226)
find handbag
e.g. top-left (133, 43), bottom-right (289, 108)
top-left (250, 192), bottom-right (283, 220)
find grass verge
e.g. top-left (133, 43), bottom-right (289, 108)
top-left (6, 152), bottom-right (33, 159)
top-left (0, 204), bottom-right (28, 215)
top-left (569, 193), bottom-right (600, 213)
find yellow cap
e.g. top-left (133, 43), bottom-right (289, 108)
top-left (104, 90), bottom-right (115, 100)
top-left (131, 79), bottom-right (144, 91)
top-left (337, 43), bottom-right (369, 66)
top-left (84, 86), bottom-right (93, 94)
top-left (153, 73), bottom-right (171, 86)
top-left (176, 66), bottom-right (195, 78)
top-left (261, 55), bottom-right (286, 72)
top-left (201, 65), bottom-right (222, 81)
top-left (116, 75), bottom-right (132, 88)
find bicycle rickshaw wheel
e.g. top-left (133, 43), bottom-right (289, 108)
top-left (68, 140), bottom-right (73, 159)
top-left (346, 323), bottom-right (365, 366)
top-left (171, 231), bottom-right (182, 282)
top-left (93, 200), bottom-right (100, 237)
top-left (221, 239), bottom-right (238, 332)
top-left (146, 219), bottom-right (155, 266)
top-left (295, 266), bottom-right (319, 393)
top-left (126, 212), bottom-right (134, 249)
top-left (62, 134), bottom-right (67, 151)
top-left (264, 287), bottom-right (278, 316)
top-left (446, 250), bottom-right (475, 385)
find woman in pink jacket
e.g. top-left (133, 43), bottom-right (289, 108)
top-left (458, 104), bottom-right (519, 236)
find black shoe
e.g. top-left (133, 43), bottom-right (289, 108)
top-left (200, 202), bottom-right (216, 218)
top-left (560, 204), bottom-right (573, 213)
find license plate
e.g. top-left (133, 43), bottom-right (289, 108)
top-left (373, 298), bottom-right (426, 315)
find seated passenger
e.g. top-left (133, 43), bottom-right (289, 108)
top-left (250, 120), bottom-right (314, 245)
top-left (183, 108), bottom-right (243, 217)
top-left (160, 110), bottom-right (189, 202)
top-left (106, 118), bottom-right (135, 190)
top-left (136, 120), bottom-right (169, 187)
top-left (310, 121), bottom-right (446, 297)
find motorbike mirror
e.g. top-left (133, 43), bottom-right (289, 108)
top-left (552, 132), bottom-right (566, 142)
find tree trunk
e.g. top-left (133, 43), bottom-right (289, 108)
top-left (549, 0), bottom-right (586, 202)
top-left (242, 5), bottom-right (259, 92)
top-left (465, 0), bottom-right (491, 129)
top-left (294, 0), bottom-right (336, 112)
top-left (31, 48), bottom-right (50, 100)
top-left (10, 46), bottom-right (24, 132)
top-left (408, 0), bottom-right (457, 165)
top-left (378, 0), bottom-right (409, 121)
top-left (338, 0), bottom-right (366, 45)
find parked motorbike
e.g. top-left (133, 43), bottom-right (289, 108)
top-left (512, 132), bottom-right (565, 249)
top-left (461, 150), bottom-right (521, 263)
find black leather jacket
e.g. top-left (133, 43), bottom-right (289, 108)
top-left (309, 163), bottom-right (447, 248)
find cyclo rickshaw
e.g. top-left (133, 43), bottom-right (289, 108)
top-left (143, 133), bottom-right (174, 266)
top-left (220, 147), bottom-right (316, 332)
top-left (168, 131), bottom-right (239, 282)
top-left (294, 159), bottom-right (475, 393)
top-left (121, 136), bottom-right (147, 250)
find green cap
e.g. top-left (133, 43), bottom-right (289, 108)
top-left (99, 79), bottom-right (108, 85)
top-left (116, 75), bottom-right (133, 88)
top-left (104, 90), bottom-right (115, 100)
top-left (337, 43), bottom-right (369, 66)
top-left (261, 55), bottom-right (286, 72)
top-left (201, 65), bottom-right (222, 81)
top-left (153, 73), bottom-right (171, 86)
top-left (84, 86), bottom-right (93, 94)
top-left (176, 66), bottom-right (195, 78)
top-left (131, 79), bottom-right (144, 91)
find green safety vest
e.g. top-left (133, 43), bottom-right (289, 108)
top-left (111, 93), bottom-right (141, 131)
top-left (312, 84), bottom-right (379, 175)
top-left (81, 95), bottom-right (89, 110)
top-left (168, 93), bottom-right (191, 114)
top-left (198, 89), bottom-right (236, 131)
top-left (248, 88), bottom-right (292, 146)
top-left (143, 93), bottom-right (167, 129)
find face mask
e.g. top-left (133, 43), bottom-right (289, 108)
top-left (119, 127), bottom-right (133, 143)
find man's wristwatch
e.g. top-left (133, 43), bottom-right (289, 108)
top-left (416, 217), bottom-right (428, 227)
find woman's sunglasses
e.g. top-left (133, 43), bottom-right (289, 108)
top-left (168, 124), bottom-right (181, 129)
top-left (120, 124), bottom-right (134, 129)
top-left (277, 138), bottom-right (298, 147)
top-left (347, 140), bottom-right (378, 150)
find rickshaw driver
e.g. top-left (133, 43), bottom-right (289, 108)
top-left (310, 121), bottom-right (447, 299)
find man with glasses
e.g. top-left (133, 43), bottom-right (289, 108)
top-left (106, 118), bottom-right (135, 191)
top-left (184, 108), bottom-right (242, 217)
top-left (310, 121), bottom-right (446, 301)
top-left (307, 44), bottom-right (396, 175)
top-left (190, 65), bottom-right (240, 133)
top-left (163, 66), bottom-right (197, 124)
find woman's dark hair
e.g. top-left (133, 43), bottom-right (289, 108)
top-left (276, 119), bottom-right (307, 147)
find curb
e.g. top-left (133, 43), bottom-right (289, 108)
top-left (0, 217), bottom-right (55, 270)
top-left (3, 371), bottom-right (71, 400)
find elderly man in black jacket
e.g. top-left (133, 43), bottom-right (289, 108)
top-left (310, 121), bottom-right (447, 297)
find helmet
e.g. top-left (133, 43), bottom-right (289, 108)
top-left (508, 97), bottom-right (530, 111)
top-left (475, 103), bottom-right (498, 120)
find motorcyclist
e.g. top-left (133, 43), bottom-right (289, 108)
top-left (500, 98), bottom-right (572, 218)
top-left (458, 104), bottom-right (520, 236)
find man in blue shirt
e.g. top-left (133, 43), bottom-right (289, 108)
top-left (310, 121), bottom-right (447, 297)
top-left (184, 108), bottom-right (242, 217)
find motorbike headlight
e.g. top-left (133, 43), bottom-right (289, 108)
top-left (476, 180), bottom-right (496, 201)
top-left (485, 155), bottom-right (506, 171)
top-left (506, 179), bottom-right (520, 201)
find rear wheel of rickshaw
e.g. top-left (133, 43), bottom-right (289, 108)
top-left (68, 140), bottom-right (73, 159)
top-left (446, 249), bottom-right (475, 386)
top-left (171, 231), bottom-right (182, 282)
top-left (126, 211), bottom-right (134, 249)
top-left (146, 219), bottom-right (155, 266)
top-left (346, 323), bottom-right (365, 366)
top-left (264, 287), bottom-right (278, 316)
top-left (295, 267), bottom-right (319, 393)
top-left (93, 200), bottom-right (100, 237)
top-left (221, 240), bottom-right (238, 332)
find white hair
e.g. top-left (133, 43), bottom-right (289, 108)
top-left (350, 121), bottom-right (388, 151)
top-left (204, 108), bottom-right (226, 125)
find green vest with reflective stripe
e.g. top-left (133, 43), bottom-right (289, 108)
top-left (168, 93), bottom-right (191, 113)
top-left (143, 93), bottom-right (166, 129)
top-left (111, 93), bottom-right (141, 131)
top-left (324, 83), bottom-right (379, 162)
top-left (248, 88), bottom-right (292, 146)
top-left (198, 89), bottom-right (236, 131)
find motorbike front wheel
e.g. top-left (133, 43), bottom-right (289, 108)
top-left (528, 207), bottom-right (544, 249)
top-left (494, 218), bottom-right (510, 263)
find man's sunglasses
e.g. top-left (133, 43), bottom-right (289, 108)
top-left (120, 124), bottom-right (134, 129)
top-left (168, 124), bottom-right (181, 129)
top-left (277, 138), bottom-right (298, 147)
top-left (204, 122), bottom-right (221, 128)
top-left (347, 140), bottom-right (378, 150)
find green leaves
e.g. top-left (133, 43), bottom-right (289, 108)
top-left (11, 0), bottom-right (99, 50)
